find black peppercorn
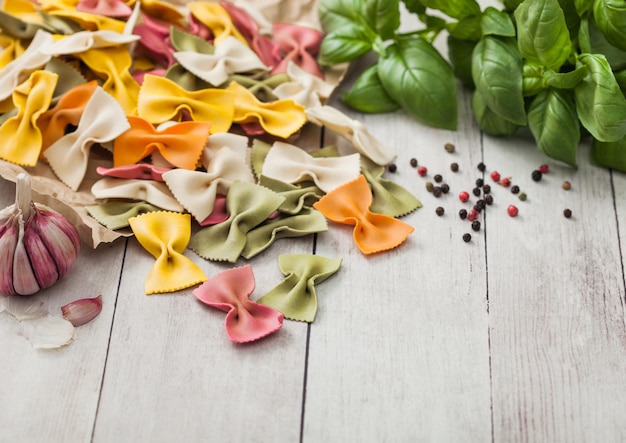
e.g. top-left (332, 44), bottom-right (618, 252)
top-left (563, 208), bottom-right (572, 218)
top-left (434, 174), bottom-right (443, 183)
top-left (433, 186), bottom-right (443, 197)
top-left (531, 169), bottom-right (542, 181)
top-left (511, 185), bottom-right (520, 194)
top-left (473, 203), bottom-right (482, 213)
top-left (445, 143), bottom-right (455, 153)
top-left (471, 220), bottom-right (481, 231)
top-left (475, 199), bottom-right (485, 210)
top-left (482, 184), bottom-right (491, 194)
top-left (435, 206), bottom-right (445, 216)
top-left (459, 209), bottom-right (468, 220)
top-left (388, 163), bottom-right (397, 173)
top-left (485, 194), bottom-right (494, 205)
top-left (410, 158), bottom-right (418, 167)
top-left (472, 187), bottom-right (481, 197)
top-left (463, 233), bottom-right (472, 242)
top-left (477, 162), bottom-right (486, 172)
top-left (450, 162), bottom-right (459, 172)
top-left (475, 178), bottom-right (484, 187)
top-left (440, 183), bottom-right (450, 194)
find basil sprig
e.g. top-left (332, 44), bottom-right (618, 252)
top-left (318, 0), bottom-right (626, 171)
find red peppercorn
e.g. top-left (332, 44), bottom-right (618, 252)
top-left (507, 205), bottom-right (519, 217)
top-left (490, 171), bottom-right (501, 182)
top-left (459, 191), bottom-right (470, 202)
top-left (539, 164), bottom-right (549, 174)
top-left (417, 166), bottom-right (427, 177)
top-left (501, 177), bottom-right (512, 187)
top-left (468, 209), bottom-right (479, 222)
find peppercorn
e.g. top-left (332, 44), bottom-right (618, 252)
top-left (501, 177), bottom-right (511, 187)
top-left (482, 184), bottom-right (491, 194)
top-left (440, 183), bottom-right (450, 194)
top-left (485, 194), bottom-right (494, 205)
top-left (417, 166), bottom-right (427, 176)
top-left (459, 209), bottom-right (468, 220)
top-left (507, 205), bottom-right (519, 217)
top-left (531, 170), bottom-right (542, 181)
top-left (445, 143), bottom-right (455, 153)
top-left (475, 178), bottom-right (484, 187)
top-left (433, 186), bottom-right (442, 197)
top-left (388, 163), bottom-right (397, 173)
top-left (472, 187), bottom-right (481, 197)
top-left (490, 171), bottom-right (501, 182)
top-left (511, 185), bottom-right (520, 194)
top-left (468, 209), bottom-right (479, 221)
top-left (539, 164), bottom-right (549, 174)
top-left (471, 220), bottom-right (481, 231)
top-left (562, 180), bottom-right (571, 190)
top-left (434, 174), bottom-right (443, 183)
top-left (450, 162), bottom-right (459, 172)
top-left (563, 208), bottom-right (572, 218)
top-left (410, 158), bottom-right (418, 167)
top-left (518, 192), bottom-right (527, 201)
top-left (475, 199), bottom-right (485, 210)
top-left (473, 203), bottom-right (482, 213)
top-left (435, 206), bottom-right (445, 216)
top-left (463, 233), bottom-right (472, 242)
top-left (477, 162), bottom-right (486, 172)
top-left (459, 191), bottom-right (469, 202)
top-left (425, 181), bottom-right (434, 192)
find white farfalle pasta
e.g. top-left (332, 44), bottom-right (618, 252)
top-left (201, 132), bottom-right (250, 168)
top-left (306, 105), bottom-right (396, 166)
top-left (273, 61), bottom-right (334, 108)
top-left (38, 30), bottom-right (140, 55)
top-left (91, 178), bottom-right (185, 212)
top-left (261, 141), bottom-right (361, 193)
top-left (173, 35), bottom-right (268, 86)
top-left (43, 87), bottom-right (131, 191)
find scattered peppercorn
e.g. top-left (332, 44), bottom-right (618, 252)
top-left (475, 178), bottom-right (484, 187)
top-left (562, 180), bottom-right (571, 190)
top-left (468, 209), bottom-right (479, 221)
top-left (501, 177), bottom-right (512, 187)
top-left (425, 181), bottom-right (434, 192)
top-left (490, 171), bottom-right (501, 182)
top-left (471, 220), bottom-right (481, 231)
top-left (473, 203), bottom-right (482, 213)
top-left (463, 233), bottom-right (472, 242)
top-left (472, 187), bottom-right (481, 197)
top-left (388, 163), bottom-right (397, 173)
top-left (459, 209), bottom-right (468, 219)
top-left (485, 194), bottom-right (494, 205)
top-left (518, 192), bottom-right (527, 201)
top-left (459, 191), bottom-right (469, 202)
top-left (477, 162), bottom-right (486, 172)
top-left (563, 208), bottom-right (572, 218)
top-left (417, 166), bottom-right (427, 176)
top-left (410, 158), bottom-right (418, 167)
top-left (531, 169), bottom-right (542, 181)
top-left (507, 205), bottom-right (519, 217)
top-left (482, 184), bottom-right (491, 194)
top-left (475, 199), bottom-right (485, 210)
top-left (433, 186), bottom-right (443, 197)
top-left (435, 206), bottom-right (445, 216)
top-left (511, 185), bottom-right (520, 194)
top-left (445, 143), bottom-right (455, 153)
top-left (441, 183), bottom-right (450, 194)
top-left (539, 164), bottom-right (549, 174)
top-left (450, 162), bottom-right (459, 172)
top-left (434, 174), bottom-right (443, 183)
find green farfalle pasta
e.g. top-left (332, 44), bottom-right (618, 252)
top-left (86, 201), bottom-right (162, 230)
top-left (258, 175), bottom-right (323, 215)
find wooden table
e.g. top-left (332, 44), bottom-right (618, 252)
top-left (2, 5), bottom-right (626, 443)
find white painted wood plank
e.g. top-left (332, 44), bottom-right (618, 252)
top-left (614, 170), bottom-right (626, 293)
top-left (0, 179), bottom-right (126, 443)
top-left (482, 134), bottom-right (626, 442)
top-left (304, 88), bottom-right (493, 441)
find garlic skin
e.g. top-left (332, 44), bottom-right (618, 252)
top-left (0, 173), bottom-right (81, 296)
top-left (61, 295), bottom-right (102, 327)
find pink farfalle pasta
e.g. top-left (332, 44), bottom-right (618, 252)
top-left (42, 87), bottom-right (130, 191)
top-left (192, 264), bottom-right (283, 343)
top-left (76, 0), bottom-right (133, 18)
top-left (129, 212), bottom-right (207, 295)
top-left (96, 164), bottom-right (171, 182)
top-left (272, 23), bottom-right (324, 78)
top-left (91, 177), bottom-right (185, 213)
top-left (261, 141), bottom-right (360, 193)
top-left (313, 175), bottom-right (414, 254)
top-left (133, 16), bottom-right (176, 70)
top-left (0, 70), bottom-right (57, 166)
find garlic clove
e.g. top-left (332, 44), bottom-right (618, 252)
top-left (61, 295), bottom-right (102, 327)
top-left (1, 295), bottom-right (48, 320)
top-left (34, 209), bottom-right (80, 278)
top-left (12, 224), bottom-right (41, 296)
top-left (0, 221), bottom-right (18, 296)
top-left (18, 315), bottom-right (76, 349)
top-left (24, 215), bottom-right (60, 290)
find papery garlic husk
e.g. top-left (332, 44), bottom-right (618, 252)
top-left (0, 173), bottom-right (81, 296)
top-left (61, 295), bottom-right (102, 327)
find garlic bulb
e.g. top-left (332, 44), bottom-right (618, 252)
top-left (0, 173), bottom-right (80, 296)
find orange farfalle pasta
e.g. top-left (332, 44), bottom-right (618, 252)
top-left (187, 1), bottom-right (247, 45)
top-left (129, 212), bottom-right (208, 295)
top-left (113, 116), bottom-right (210, 170)
top-left (0, 70), bottom-right (58, 166)
top-left (313, 175), bottom-right (414, 254)
top-left (137, 74), bottom-right (235, 133)
top-left (227, 81), bottom-right (306, 139)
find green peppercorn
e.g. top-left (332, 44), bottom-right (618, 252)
top-left (425, 181), bottom-right (434, 192)
top-left (518, 192), bottom-right (527, 201)
top-left (445, 143), bottom-right (455, 153)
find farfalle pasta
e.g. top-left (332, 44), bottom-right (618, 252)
top-left (271, 23), bottom-right (324, 78)
top-left (91, 177), bottom-right (184, 212)
top-left (187, 1), bottom-right (247, 45)
top-left (86, 200), bottom-right (161, 230)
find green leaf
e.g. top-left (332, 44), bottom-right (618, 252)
top-left (342, 64), bottom-right (400, 113)
top-left (543, 65), bottom-right (588, 89)
top-left (319, 25), bottom-right (374, 65)
top-left (378, 37), bottom-right (457, 129)
top-left (447, 15), bottom-right (482, 41)
top-left (364, 0), bottom-right (401, 40)
top-left (514, 0), bottom-right (572, 70)
top-left (523, 62), bottom-right (548, 96)
top-left (593, 0), bottom-right (626, 51)
top-left (616, 69), bottom-right (626, 93)
top-left (591, 136), bottom-right (626, 172)
top-left (319, 0), bottom-right (363, 31)
top-left (447, 35), bottom-right (477, 88)
top-left (589, 16), bottom-right (626, 70)
top-left (574, 53), bottom-right (626, 141)
top-left (574, 0), bottom-right (594, 16)
top-left (471, 90), bottom-right (519, 135)
top-left (418, 0), bottom-right (481, 19)
top-left (481, 7), bottom-right (516, 37)
top-left (528, 88), bottom-right (580, 167)
top-left (402, 0), bottom-right (426, 15)
top-left (472, 36), bottom-right (527, 125)
top-left (503, 0), bottom-right (523, 11)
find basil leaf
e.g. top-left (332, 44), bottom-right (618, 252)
top-left (558, 0), bottom-right (582, 37)
top-left (574, 53), bottom-right (626, 141)
top-left (589, 16), bottom-right (626, 70)
top-left (616, 69), bottom-right (626, 94)
top-left (514, 0), bottom-right (572, 71)
top-left (574, 0), bottom-right (593, 16)
top-left (591, 136), bottom-right (626, 172)
top-left (378, 37), bottom-right (457, 130)
top-left (523, 63), bottom-right (548, 96)
top-left (528, 88), bottom-right (579, 167)
top-left (418, 0), bottom-right (481, 20)
top-left (319, 0), bottom-right (363, 31)
top-left (481, 7), bottom-right (516, 37)
top-left (503, 0), bottom-right (523, 11)
top-left (471, 90), bottom-right (519, 135)
top-left (593, 0), bottom-right (626, 51)
top-left (319, 25), bottom-right (374, 65)
top-left (342, 64), bottom-right (400, 113)
top-left (402, 0), bottom-right (426, 15)
top-left (472, 36), bottom-right (526, 125)
top-left (447, 35), bottom-right (476, 88)
top-left (365, 0), bottom-right (401, 40)
top-left (447, 15), bottom-right (482, 41)
top-left (544, 65), bottom-right (588, 89)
